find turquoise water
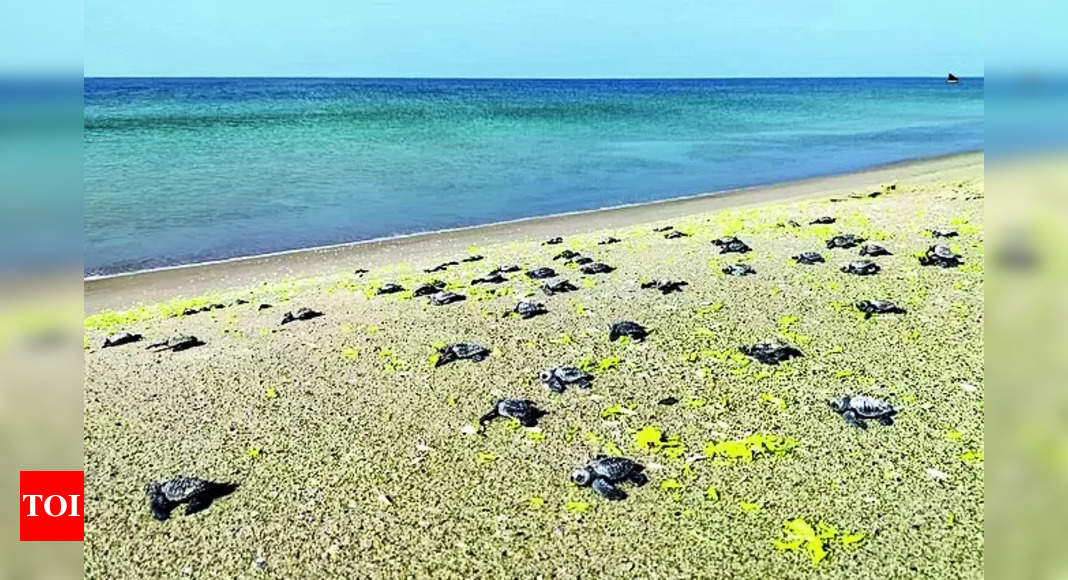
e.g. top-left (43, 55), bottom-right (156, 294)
top-left (84, 78), bottom-right (983, 275)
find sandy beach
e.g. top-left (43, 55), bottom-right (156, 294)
top-left (84, 154), bottom-right (984, 578)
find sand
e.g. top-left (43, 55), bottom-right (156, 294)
top-left (84, 155), bottom-right (984, 578)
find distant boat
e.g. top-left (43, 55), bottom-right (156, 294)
top-left (946, 73), bottom-right (959, 84)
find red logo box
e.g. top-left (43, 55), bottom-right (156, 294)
top-left (19, 471), bottom-right (84, 541)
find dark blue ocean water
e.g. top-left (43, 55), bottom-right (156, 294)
top-left (84, 77), bottom-right (983, 276)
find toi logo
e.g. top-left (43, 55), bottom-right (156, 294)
top-left (19, 471), bottom-right (84, 541)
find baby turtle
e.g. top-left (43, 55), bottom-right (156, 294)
top-left (712, 236), bottom-right (752, 254)
top-left (859, 243), bottom-right (893, 257)
top-left (462, 254), bottom-right (485, 262)
top-left (553, 249), bottom-right (581, 261)
top-left (353, 268), bottom-right (370, 276)
top-left (829, 395), bottom-right (897, 429)
top-left (413, 281), bottom-right (447, 297)
top-left (664, 230), bottom-right (690, 239)
top-left (543, 237), bottom-right (564, 245)
top-left (657, 396), bottom-right (679, 406)
top-left (102, 332), bottom-right (142, 348)
top-left (929, 228), bottom-right (959, 238)
top-left (855, 300), bottom-right (906, 319)
top-left (810, 216), bottom-right (836, 225)
top-left (571, 456), bottom-right (648, 501)
top-left (779, 219), bottom-right (802, 228)
top-left (429, 291), bottom-right (466, 306)
top-left (652, 225), bottom-right (674, 232)
top-left (424, 261), bottom-right (459, 273)
top-left (376, 283), bottom-right (405, 295)
top-left (826, 234), bottom-right (866, 249)
top-left (567, 256), bottom-right (593, 266)
top-left (257, 303), bottom-right (273, 310)
top-left (542, 280), bottom-right (579, 296)
top-left (526, 267), bottom-right (557, 280)
top-left (598, 236), bottom-right (622, 245)
top-left (146, 336), bottom-right (203, 352)
top-left (792, 252), bottom-right (825, 265)
top-left (918, 244), bottom-right (963, 268)
top-left (609, 321), bottom-right (649, 342)
top-left (506, 300), bottom-right (548, 319)
top-left (580, 262), bottom-right (615, 275)
top-left (434, 343), bottom-right (490, 367)
top-left (640, 279), bottom-right (688, 295)
top-left (722, 263), bottom-right (756, 276)
top-left (490, 264), bottom-right (521, 274)
top-left (471, 273), bottom-right (508, 285)
top-left (145, 475), bottom-right (238, 521)
top-left (540, 366), bottom-right (594, 393)
top-left (740, 339), bottom-right (803, 365)
top-left (479, 398), bottom-right (546, 428)
top-left (840, 260), bottom-right (881, 276)
top-left (280, 307), bottom-right (324, 325)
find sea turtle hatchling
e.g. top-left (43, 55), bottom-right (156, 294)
top-left (918, 244), bottom-right (963, 268)
top-left (462, 254), bottom-right (485, 262)
top-left (376, 283), bottom-right (405, 295)
top-left (929, 228), bottom-right (959, 238)
top-left (102, 332), bottom-right (142, 348)
top-left (840, 260), bottom-right (881, 276)
top-left (146, 336), bottom-right (204, 352)
top-left (712, 236), bottom-right (752, 254)
top-left (722, 263), bottom-right (756, 276)
top-left (429, 291), bottom-right (466, 306)
top-left (280, 307), bottom-right (324, 325)
top-left (506, 300), bottom-right (548, 319)
top-left (810, 216), bottom-right (836, 225)
top-left (571, 456), bottom-right (649, 500)
top-left (792, 252), bottom-right (825, 265)
top-left (829, 395), bottom-right (898, 429)
top-left (424, 261), bottom-right (459, 273)
top-left (543, 237), bottom-right (564, 246)
top-left (609, 321), bottom-right (649, 342)
top-left (553, 250), bottom-right (581, 261)
top-left (652, 225), bottom-right (674, 232)
top-left (567, 256), bottom-right (594, 266)
top-left (826, 234), bottom-right (866, 249)
top-left (640, 279), bottom-right (688, 295)
top-left (145, 475), bottom-right (238, 521)
top-left (598, 236), bottom-right (622, 245)
top-left (580, 262), bottom-right (615, 275)
top-left (859, 243), bottom-right (893, 257)
top-left (434, 343), bottom-right (491, 367)
top-left (490, 264), bottom-right (521, 275)
top-left (855, 300), bottom-right (907, 319)
top-left (471, 273), bottom-right (508, 285)
top-left (413, 281), bottom-right (447, 296)
top-left (542, 280), bottom-right (579, 296)
top-left (740, 339), bottom-right (803, 365)
top-left (479, 398), bottom-right (546, 428)
top-left (540, 366), bottom-right (594, 393)
top-left (664, 230), bottom-right (690, 239)
top-left (526, 267), bottom-right (557, 280)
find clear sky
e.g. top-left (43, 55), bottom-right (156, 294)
top-left (84, 0), bottom-right (984, 78)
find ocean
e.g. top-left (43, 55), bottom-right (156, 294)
top-left (84, 77), bottom-right (983, 276)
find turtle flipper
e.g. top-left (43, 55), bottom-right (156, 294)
top-left (547, 377), bottom-right (565, 394)
top-left (147, 492), bottom-right (177, 521)
top-left (842, 410), bottom-right (867, 429)
top-left (478, 409), bottom-right (500, 426)
top-left (592, 478), bottom-right (627, 500)
top-left (185, 495), bottom-right (214, 516)
top-left (628, 471), bottom-right (649, 487)
top-left (878, 415), bottom-right (895, 426)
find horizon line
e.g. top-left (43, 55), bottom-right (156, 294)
top-left (85, 74), bottom-right (984, 80)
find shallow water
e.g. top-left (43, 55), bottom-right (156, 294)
top-left (84, 77), bottom-right (983, 275)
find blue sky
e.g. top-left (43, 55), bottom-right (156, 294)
top-left (84, 0), bottom-right (984, 77)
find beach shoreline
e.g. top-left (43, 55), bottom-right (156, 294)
top-left (84, 151), bottom-right (982, 313)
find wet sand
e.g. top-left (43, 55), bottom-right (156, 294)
top-left (84, 155), bottom-right (984, 578)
